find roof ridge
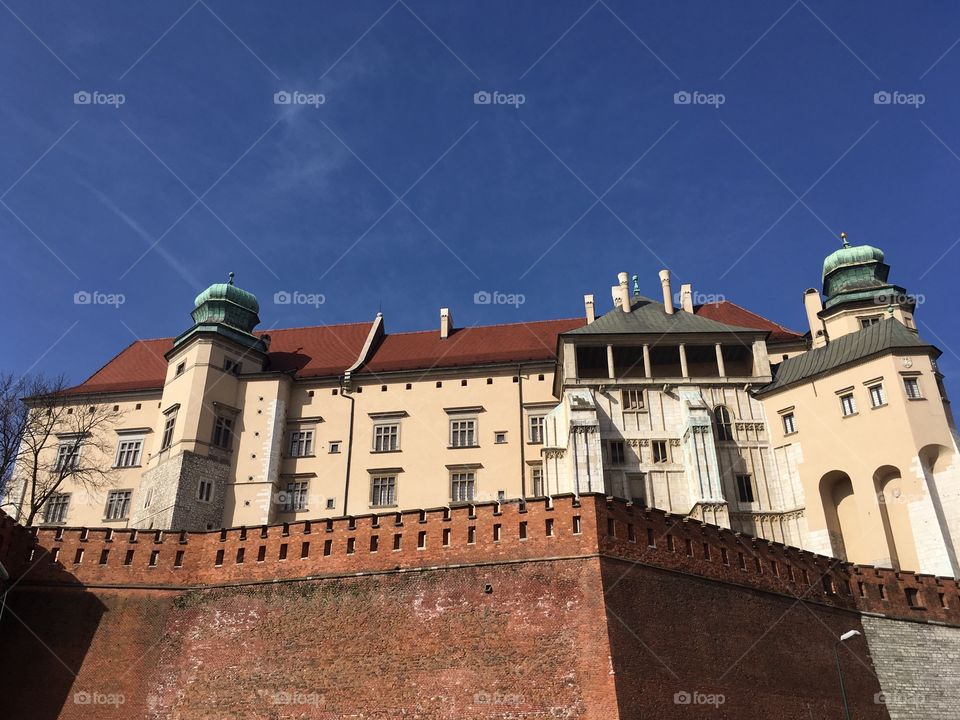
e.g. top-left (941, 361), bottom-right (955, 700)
top-left (380, 316), bottom-right (584, 338)
top-left (700, 299), bottom-right (802, 337)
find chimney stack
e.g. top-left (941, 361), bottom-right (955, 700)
top-left (803, 289), bottom-right (827, 348)
top-left (680, 283), bottom-right (694, 313)
top-left (440, 307), bottom-right (453, 339)
top-left (584, 294), bottom-right (595, 324)
top-left (659, 270), bottom-right (675, 315)
top-left (617, 272), bottom-right (632, 313)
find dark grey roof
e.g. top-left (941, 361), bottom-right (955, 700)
top-left (758, 318), bottom-right (937, 395)
top-left (566, 296), bottom-right (767, 336)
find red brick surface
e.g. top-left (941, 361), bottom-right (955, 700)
top-left (2, 496), bottom-right (955, 718)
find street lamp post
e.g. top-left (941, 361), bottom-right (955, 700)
top-left (835, 629), bottom-right (861, 720)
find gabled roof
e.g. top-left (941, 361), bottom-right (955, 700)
top-left (359, 318), bottom-right (584, 374)
top-left (758, 319), bottom-right (937, 395)
top-left (694, 301), bottom-right (804, 343)
top-left (565, 296), bottom-right (768, 337)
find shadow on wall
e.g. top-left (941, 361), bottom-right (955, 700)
top-left (0, 586), bottom-right (107, 719)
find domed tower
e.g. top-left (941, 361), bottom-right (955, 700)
top-left (132, 273), bottom-right (271, 531)
top-left (174, 272), bottom-right (268, 353)
top-left (804, 233), bottom-right (917, 345)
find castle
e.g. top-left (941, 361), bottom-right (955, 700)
top-left (4, 237), bottom-right (959, 579)
top-left (3, 239), bottom-right (960, 719)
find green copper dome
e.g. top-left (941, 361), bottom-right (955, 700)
top-left (822, 243), bottom-right (885, 282)
top-left (173, 272), bottom-right (266, 352)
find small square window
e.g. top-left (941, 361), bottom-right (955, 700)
top-left (840, 393), bottom-right (857, 417)
top-left (175, 362), bottom-right (185, 376)
top-left (494, 432), bottom-right (507, 444)
top-left (329, 441), bottom-right (341, 454)
top-left (904, 377), bottom-right (922, 399)
top-left (325, 498), bottom-right (336, 510)
top-left (622, 389), bottom-right (645, 411)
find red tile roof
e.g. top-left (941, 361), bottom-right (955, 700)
top-left (694, 301), bottom-right (803, 343)
top-left (63, 304), bottom-right (797, 396)
top-left (64, 322), bottom-right (375, 396)
top-left (359, 318), bottom-right (585, 375)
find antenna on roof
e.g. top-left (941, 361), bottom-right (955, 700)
top-left (840, 232), bottom-right (849, 248)
top-left (228, 271), bottom-right (235, 285)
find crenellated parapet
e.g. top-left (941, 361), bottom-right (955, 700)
top-left (3, 495), bottom-right (959, 627)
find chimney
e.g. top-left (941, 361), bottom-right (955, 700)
top-left (803, 289), bottom-right (827, 348)
top-left (584, 294), bottom-right (595, 324)
top-left (617, 272), bottom-right (631, 313)
top-left (440, 307), bottom-right (453, 339)
top-left (680, 283), bottom-right (694, 313)
top-left (659, 270), bottom-right (675, 315)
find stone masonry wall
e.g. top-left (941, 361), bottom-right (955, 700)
top-left (861, 614), bottom-right (960, 719)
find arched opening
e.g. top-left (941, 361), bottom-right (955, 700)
top-left (873, 465), bottom-right (915, 571)
top-left (918, 443), bottom-right (960, 574)
top-left (714, 406), bottom-right (733, 442)
top-left (819, 471), bottom-right (858, 562)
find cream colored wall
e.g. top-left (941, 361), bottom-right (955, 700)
top-left (762, 350), bottom-right (957, 574)
top-left (822, 305), bottom-right (915, 341)
top-left (6, 391), bottom-right (161, 527)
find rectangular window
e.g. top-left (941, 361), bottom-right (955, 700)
top-left (859, 316), bottom-right (880, 329)
top-left (528, 415), bottom-right (545, 444)
top-left (223, 358), bottom-right (241, 374)
top-left (211, 415), bottom-right (233, 450)
top-left (840, 393), bottom-right (857, 417)
top-left (288, 430), bottom-right (314, 457)
top-left (42, 494), bottom-right (70, 524)
top-left (371, 475), bottom-right (397, 507)
top-left (736, 474), bottom-right (754, 503)
top-left (450, 419), bottom-right (477, 448)
top-left (329, 441), bottom-right (341, 454)
top-left (494, 431), bottom-right (507, 444)
top-left (143, 487), bottom-right (153, 509)
top-left (115, 438), bottom-right (143, 468)
top-left (869, 384), bottom-right (887, 408)
top-left (283, 481), bottom-right (308, 511)
top-left (197, 479), bottom-right (214, 503)
top-left (622, 389), bottom-right (645, 411)
top-left (652, 440), bottom-right (668, 464)
top-left (904, 377), bottom-right (922, 399)
top-left (531, 466), bottom-right (544, 497)
top-left (782, 412), bottom-right (797, 434)
top-left (451, 471), bottom-right (476, 503)
top-left (105, 490), bottom-right (132, 520)
top-left (609, 441), bottom-right (625, 464)
top-left (161, 411), bottom-right (177, 450)
top-left (373, 424), bottom-right (400, 452)
top-left (54, 441), bottom-right (81, 471)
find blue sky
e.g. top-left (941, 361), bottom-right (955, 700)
top-left (2, 1), bottom-right (959, 395)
